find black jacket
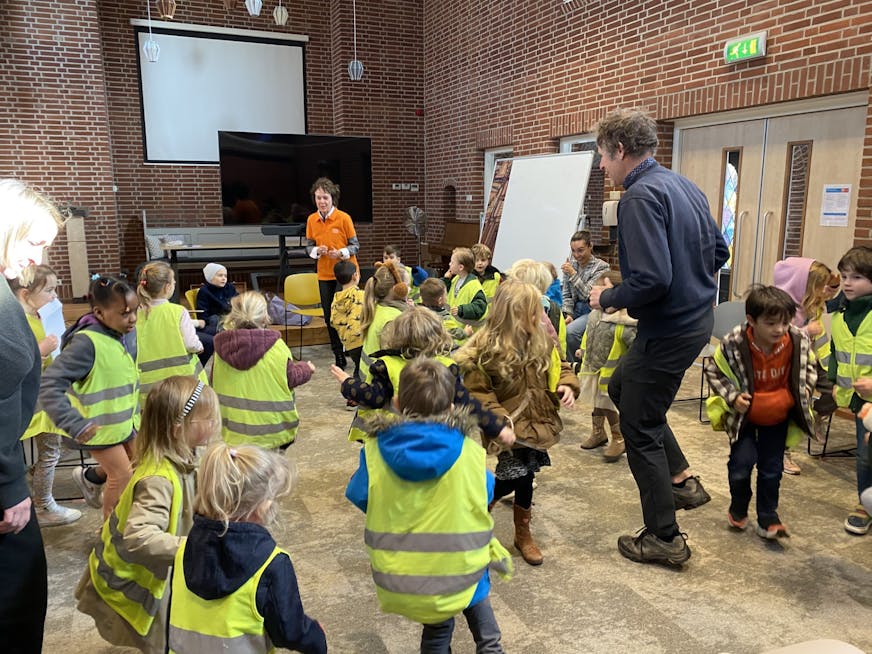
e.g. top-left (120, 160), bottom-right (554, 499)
top-left (178, 515), bottom-right (327, 653)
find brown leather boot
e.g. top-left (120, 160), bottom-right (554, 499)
top-left (580, 414), bottom-right (608, 449)
top-left (603, 411), bottom-right (625, 462)
top-left (513, 504), bottom-right (543, 565)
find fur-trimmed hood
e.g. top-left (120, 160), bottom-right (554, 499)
top-left (364, 407), bottom-right (481, 482)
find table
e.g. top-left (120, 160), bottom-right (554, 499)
top-left (162, 242), bottom-right (280, 301)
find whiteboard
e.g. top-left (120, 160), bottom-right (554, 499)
top-left (491, 151), bottom-right (594, 272)
top-left (136, 28), bottom-right (306, 163)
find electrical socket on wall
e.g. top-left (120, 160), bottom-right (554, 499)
top-left (391, 183), bottom-right (402, 190)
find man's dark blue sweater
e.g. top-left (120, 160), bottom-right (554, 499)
top-left (600, 161), bottom-right (730, 340)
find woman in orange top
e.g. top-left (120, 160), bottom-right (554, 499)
top-left (306, 177), bottom-right (360, 369)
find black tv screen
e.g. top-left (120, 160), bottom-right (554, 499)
top-left (218, 131), bottom-right (373, 225)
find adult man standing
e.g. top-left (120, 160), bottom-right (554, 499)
top-left (562, 230), bottom-right (609, 364)
top-left (589, 109), bottom-right (729, 566)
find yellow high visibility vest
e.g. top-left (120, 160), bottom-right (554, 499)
top-left (360, 304), bottom-right (403, 382)
top-left (347, 354), bottom-right (454, 442)
top-left (830, 312), bottom-right (872, 407)
top-left (580, 324), bottom-right (626, 393)
top-left (447, 275), bottom-right (487, 327)
top-left (168, 540), bottom-right (280, 654)
top-left (89, 457), bottom-right (183, 636)
top-left (22, 314), bottom-right (54, 439)
top-left (68, 330), bottom-right (139, 446)
top-left (364, 435), bottom-right (511, 624)
top-left (480, 272), bottom-right (501, 302)
top-left (811, 311), bottom-right (831, 373)
top-left (213, 338), bottom-right (300, 449)
top-left (136, 303), bottom-right (206, 409)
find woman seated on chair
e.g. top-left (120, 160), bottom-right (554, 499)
top-left (197, 262), bottom-right (238, 334)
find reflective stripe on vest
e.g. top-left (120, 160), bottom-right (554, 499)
top-left (830, 313), bottom-right (872, 407)
top-left (598, 324), bottom-right (626, 392)
top-left (137, 303), bottom-right (207, 401)
top-left (448, 275), bottom-right (487, 327)
top-left (89, 457), bottom-right (183, 636)
top-left (70, 330), bottom-right (138, 446)
top-left (363, 436), bottom-right (495, 624)
top-left (361, 304), bottom-right (403, 381)
top-left (347, 354), bottom-right (454, 442)
top-left (168, 542), bottom-right (279, 654)
top-left (213, 339), bottom-right (299, 449)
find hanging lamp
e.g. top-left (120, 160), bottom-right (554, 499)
top-left (348, 0), bottom-right (364, 81)
top-left (142, 0), bottom-right (160, 63)
top-left (245, 0), bottom-right (263, 16)
top-left (156, 0), bottom-right (176, 19)
top-left (273, 0), bottom-right (289, 26)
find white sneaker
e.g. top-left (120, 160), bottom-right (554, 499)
top-left (72, 467), bottom-right (104, 509)
top-left (36, 502), bottom-right (82, 527)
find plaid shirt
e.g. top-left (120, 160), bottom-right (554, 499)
top-left (704, 323), bottom-right (817, 444)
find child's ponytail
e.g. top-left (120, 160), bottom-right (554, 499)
top-left (137, 261), bottom-right (174, 316)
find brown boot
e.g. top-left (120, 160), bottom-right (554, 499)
top-left (513, 504), bottom-right (543, 566)
top-left (603, 411), bottom-right (625, 462)
top-left (580, 413), bottom-right (608, 449)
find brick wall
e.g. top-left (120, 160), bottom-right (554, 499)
top-left (4, 1), bottom-right (872, 295)
top-left (424, 0), bottom-right (872, 247)
top-left (0, 1), bottom-right (118, 299)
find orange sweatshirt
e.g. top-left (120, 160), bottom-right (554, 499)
top-left (746, 326), bottom-right (794, 427)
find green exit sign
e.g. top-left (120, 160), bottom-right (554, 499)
top-left (724, 31), bottom-right (767, 64)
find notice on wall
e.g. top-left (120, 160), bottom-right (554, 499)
top-left (820, 184), bottom-right (851, 227)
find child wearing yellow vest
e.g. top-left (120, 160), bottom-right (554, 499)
top-left (210, 292), bottom-right (314, 450)
top-left (75, 376), bottom-right (220, 653)
top-left (358, 261), bottom-right (410, 381)
top-left (455, 280), bottom-right (579, 566)
top-left (443, 247), bottom-right (488, 327)
top-left (576, 271), bottom-right (636, 462)
top-left (331, 306), bottom-right (514, 446)
top-left (11, 264), bottom-right (81, 526)
top-left (829, 246), bottom-right (872, 535)
top-left (472, 242), bottom-right (502, 302)
top-left (40, 275), bottom-right (140, 520)
top-left (136, 261), bottom-right (207, 409)
top-left (168, 443), bottom-right (327, 654)
top-left (506, 258), bottom-right (568, 359)
top-left (345, 358), bottom-right (512, 651)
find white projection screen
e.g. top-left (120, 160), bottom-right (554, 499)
top-left (135, 24), bottom-right (307, 163)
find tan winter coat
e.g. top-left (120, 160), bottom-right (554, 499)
top-left (455, 346), bottom-right (579, 451)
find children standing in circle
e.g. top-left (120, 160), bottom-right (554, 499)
top-left (168, 443), bottom-right (327, 654)
top-left (773, 256), bottom-right (840, 474)
top-left (136, 261), bottom-right (206, 408)
top-left (40, 275), bottom-right (140, 520)
top-left (210, 292), bottom-right (315, 450)
top-left (454, 280), bottom-right (579, 566)
top-left (12, 264), bottom-right (82, 526)
top-left (75, 376), bottom-right (220, 654)
top-left (345, 358), bottom-right (511, 652)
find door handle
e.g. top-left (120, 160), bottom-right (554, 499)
top-left (731, 210), bottom-right (748, 299)
top-left (756, 210), bottom-right (773, 282)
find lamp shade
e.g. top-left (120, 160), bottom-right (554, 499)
top-left (143, 37), bottom-right (160, 63)
top-left (245, 0), bottom-right (263, 15)
top-left (223, 0), bottom-right (235, 8)
top-left (348, 59), bottom-right (364, 81)
top-left (273, 4), bottom-right (288, 25)
top-left (156, 0), bottom-right (176, 19)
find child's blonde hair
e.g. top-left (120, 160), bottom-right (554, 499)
top-left (471, 243), bottom-right (492, 262)
top-left (451, 247), bottom-right (475, 272)
top-left (137, 260), bottom-right (174, 316)
top-left (361, 261), bottom-right (408, 333)
top-left (380, 306), bottom-right (453, 357)
top-left (398, 357), bottom-right (455, 416)
top-left (507, 259), bottom-right (551, 294)
top-left (136, 376), bottom-right (220, 468)
top-left (195, 443), bottom-right (294, 534)
top-left (458, 279), bottom-right (551, 380)
top-left (10, 264), bottom-right (57, 297)
top-left (804, 260), bottom-right (838, 321)
top-left (222, 291), bottom-right (270, 330)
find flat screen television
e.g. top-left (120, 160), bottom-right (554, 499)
top-left (218, 131), bottom-right (373, 225)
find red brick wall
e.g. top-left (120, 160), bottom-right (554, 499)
top-left (424, 0), bottom-right (872, 243)
top-left (0, 1), bottom-right (118, 299)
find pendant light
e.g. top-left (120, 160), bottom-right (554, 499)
top-left (348, 0), bottom-right (364, 81)
top-left (143, 0), bottom-right (160, 63)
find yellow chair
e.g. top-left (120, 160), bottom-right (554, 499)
top-left (184, 288), bottom-right (199, 312)
top-left (283, 273), bottom-right (323, 357)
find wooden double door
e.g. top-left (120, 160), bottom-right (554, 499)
top-left (676, 104), bottom-right (866, 300)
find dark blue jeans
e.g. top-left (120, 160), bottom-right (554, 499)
top-left (608, 331), bottom-right (707, 540)
top-left (420, 597), bottom-right (503, 654)
top-left (728, 420), bottom-right (787, 527)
